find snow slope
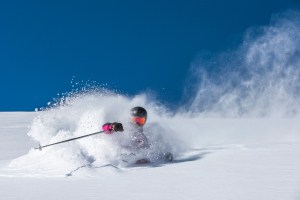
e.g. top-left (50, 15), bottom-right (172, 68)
top-left (0, 111), bottom-right (299, 200)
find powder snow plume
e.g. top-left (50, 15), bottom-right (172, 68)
top-left (7, 90), bottom-right (186, 176)
top-left (176, 10), bottom-right (300, 146)
top-left (186, 11), bottom-right (300, 118)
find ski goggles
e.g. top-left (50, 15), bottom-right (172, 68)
top-left (131, 116), bottom-right (146, 126)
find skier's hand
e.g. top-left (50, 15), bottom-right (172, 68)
top-left (112, 122), bottom-right (124, 132)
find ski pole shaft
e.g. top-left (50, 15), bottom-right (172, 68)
top-left (34, 130), bottom-right (106, 151)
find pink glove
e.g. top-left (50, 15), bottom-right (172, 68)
top-left (102, 123), bottom-right (113, 134)
top-left (102, 122), bottom-right (124, 134)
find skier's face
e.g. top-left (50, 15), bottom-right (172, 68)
top-left (131, 116), bottom-right (146, 126)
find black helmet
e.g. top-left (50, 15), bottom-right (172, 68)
top-left (131, 106), bottom-right (147, 118)
top-left (131, 106), bottom-right (147, 126)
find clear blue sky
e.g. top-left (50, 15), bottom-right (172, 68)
top-left (0, 0), bottom-right (299, 111)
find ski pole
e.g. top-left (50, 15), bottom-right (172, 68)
top-left (34, 130), bottom-right (106, 151)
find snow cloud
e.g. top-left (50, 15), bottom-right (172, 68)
top-left (186, 10), bottom-right (300, 118)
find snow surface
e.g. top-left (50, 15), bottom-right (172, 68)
top-left (0, 111), bottom-right (299, 200)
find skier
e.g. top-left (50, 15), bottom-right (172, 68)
top-left (102, 106), bottom-right (173, 164)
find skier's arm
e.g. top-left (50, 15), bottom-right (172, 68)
top-left (102, 122), bottom-right (124, 134)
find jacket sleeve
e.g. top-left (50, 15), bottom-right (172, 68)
top-left (102, 123), bottom-right (113, 134)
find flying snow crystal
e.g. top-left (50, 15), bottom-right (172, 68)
top-left (187, 11), bottom-right (300, 118)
